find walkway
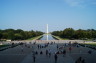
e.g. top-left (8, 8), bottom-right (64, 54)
top-left (0, 40), bottom-right (96, 63)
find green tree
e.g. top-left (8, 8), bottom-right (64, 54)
top-left (0, 33), bottom-right (2, 39)
top-left (2, 33), bottom-right (8, 39)
top-left (14, 33), bottom-right (23, 40)
top-left (7, 31), bottom-right (15, 40)
top-left (62, 28), bottom-right (75, 39)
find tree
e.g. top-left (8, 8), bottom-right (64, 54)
top-left (52, 28), bottom-right (96, 39)
top-left (14, 33), bottom-right (23, 40)
top-left (0, 33), bottom-right (2, 39)
top-left (2, 33), bottom-right (8, 39)
top-left (0, 29), bottom-right (43, 40)
top-left (62, 28), bottom-right (75, 39)
top-left (15, 29), bottom-right (23, 33)
top-left (7, 31), bottom-right (15, 40)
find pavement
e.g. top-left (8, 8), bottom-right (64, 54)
top-left (0, 40), bottom-right (96, 63)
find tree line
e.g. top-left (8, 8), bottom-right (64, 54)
top-left (51, 28), bottom-right (96, 40)
top-left (0, 29), bottom-right (43, 40)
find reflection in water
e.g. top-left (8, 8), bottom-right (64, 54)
top-left (47, 34), bottom-right (48, 40)
top-left (40, 34), bottom-right (55, 40)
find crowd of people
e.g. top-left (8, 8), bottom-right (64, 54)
top-left (19, 41), bottom-right (90, 63)
top-left (30, 42), bottom-right (59, 63)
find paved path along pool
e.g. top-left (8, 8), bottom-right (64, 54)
top-left (0, 40), bottom-right (96, 63)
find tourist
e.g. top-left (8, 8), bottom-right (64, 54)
top-left (49, 52), bottom-right (51, 57)
top-left (63, 49), bottom-right (66, 57)
top-left (69, 47), bottom-right (72, 53)
top-left (75, 57), bottom-right (82, 63)
top-left (57, 45), bottom-right (58, 50)
top-left (38, 45), bottom-right (39, 49)
top-left (21, 47), bottom-right (23, 52)
top-left (40, 51), bottom-right (43, 54)
top-left (48, 49), bottom-right (51, 57)
top-left (40, 45), bottom-right (42, 49)
top-left (46, 50), bottom-right (48, 56)
top-left (35, 51), bottom-right (38, 55)
top-left (88, 50), bottom-right (92, 54)
top-left (33, 55), bottom-right (36, 63)
top-left (54, 54), bottom-right (58, 63)
top-left (82, 59), bottom-right (85, 63)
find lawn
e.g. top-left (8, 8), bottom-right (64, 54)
top-left (52, 35), bottom-right (69, 40)
top-left (0, 45), bottom-right (10, 48)
top-left (27, 35), bottom-right (43, 40)
top-left (85, 43), bottom-right (96, 46)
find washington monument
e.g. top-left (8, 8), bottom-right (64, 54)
top-left (47, 24), bottom-right (48, 34)
top-left (46, 24), bottom-right (48, 40)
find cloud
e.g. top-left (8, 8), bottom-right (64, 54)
top-left (64, 0), bottom-right (84, 7)
top-left (64, 0), bottom-right (96, 7)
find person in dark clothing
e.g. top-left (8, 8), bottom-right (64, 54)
top-left (82, 59), bottom-right (85, 63)
top-left (63, 49), bottom-right (66, 57)
top-left (21, 47), bottom-right (23, 52)
top-left (33, 55), bottom-right (36, 63)
top-left (69, 47), bottom-right (72, 53)
top-left (75, 57), bottom-right (82, 63)
top-left (35, 51), bottom-right (38, 55)
top-left (38, 45), bottom-right (39, 49)
top-left (46, 50), bottom-right (48, 56)
top-left (40, 51), bottom-right (43, 54)
top-left (49, 52), bottom-right (51, 57)
top-left (48, 49), bottom-right (51, 57)
top-left (54, 54), bottom-right (58, 63)
top-left (57, 45), bottom-right (58, 50)
top-left (88, 50), bottom-right (92, 54)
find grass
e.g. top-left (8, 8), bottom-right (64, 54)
top-left (0, 45), bottom-right (10, 48)
top-left (84, 39), bottom-right (93, 41)
top-left (44, 33), bottom-right (50, 35)
top-left (27, 35), bottom-right (43, 40)
top-left (52, 35), bottom-right (94, 41)
top-left (84, 43), bottom-right (96, 46)
top-left (52, 35), bottom-right (69, 40)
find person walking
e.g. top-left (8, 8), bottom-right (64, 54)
top-left (38, 45), bottom-right (39, 49)
top-left (54, 54), bottom-right (58, 63)
top-left (40, 51), bottom-right (43, 54)
top-left (63, 49), bottom-right (66, 57)
top-left (57, 45), bottom-right (58, 50)
top-left (46, 50), bottom-right (48, 56)
top-left (82, 59), bottom-right (85, 63)
top-left (69, 47), bottom-right (72, 53)
top-left (21, 47), bottom-right (23, 52)
top-left (49, 52), bottom-right (51, 57)
top-left (35, 51), bottom-right (38, 55)
top-left (33, 55), bottom-right (36, 63)
top-left (49, 49), bottom-right (51, 57)
top-left (75, 57), bottom-right (82, 63)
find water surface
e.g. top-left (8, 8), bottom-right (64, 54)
top-left (40, 34), bottom-right (55, 40)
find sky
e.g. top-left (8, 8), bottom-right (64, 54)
top-left (0, 0), bottom-right (96, 32)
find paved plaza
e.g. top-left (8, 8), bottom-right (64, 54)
top-left (0, 40), bottom-right (96, 63)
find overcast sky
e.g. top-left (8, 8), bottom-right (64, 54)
top-left (0, 0), bottom-right (96, 32)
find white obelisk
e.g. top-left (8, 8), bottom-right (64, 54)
top-left (47, 24), bottom-right (48, 40)
top-left (47, 24), bottom-right (48, 34)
